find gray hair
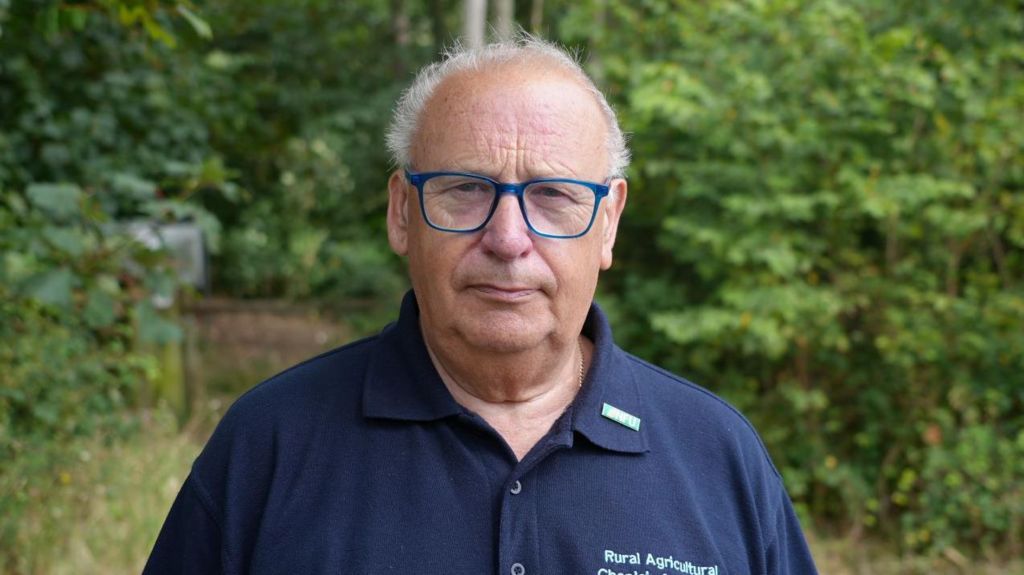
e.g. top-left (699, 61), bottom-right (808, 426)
top-left (385, 35), bottom-right (631, 178)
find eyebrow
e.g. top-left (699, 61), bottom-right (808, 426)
top-left (444, 163), bottom-right (497, 178)
top-left (437, 164), bottom-right (583, 182)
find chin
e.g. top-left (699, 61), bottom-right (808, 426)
top-left (455, 312), bottom-right (552, 353)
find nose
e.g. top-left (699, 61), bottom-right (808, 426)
top-left (480, 193), bottom-right (533, 260)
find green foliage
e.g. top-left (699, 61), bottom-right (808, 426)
top-left (3, 0), bottom-right (1022, 565)
top-left (568, 0), bottom-right (1024, 557)
top-left (0, 293), bottom-right (151, 556)
top-left (0, 1), bottom-right (226, 569)
top-left (0, 192), bottom-right (157, 570)
top-left (3, 404), bottom-right (196, 574)
top-left (177, 0), bottom-right (417, 302)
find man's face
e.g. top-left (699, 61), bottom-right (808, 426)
top-left (387, 63), bottom-right (627, 354)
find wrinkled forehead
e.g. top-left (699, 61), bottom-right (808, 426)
top-left (411, 63), bottom-right (609, 179)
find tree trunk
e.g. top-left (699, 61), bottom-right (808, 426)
top-left (530, 0), bottom-right (544, 34)
top-left (494, 0), bottom-right (514, 41)
top-left (463, 0), bottom-right (487, 48)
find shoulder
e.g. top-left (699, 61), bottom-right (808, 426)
top-left (623, 350), bottom-right (782, 480)
top-left (223, 333), bottom-right (378, 422)
top-left (622, 351), bottom-right (801, 550)
top-left (186, 333), bottom-right (383, 523)
top-left (618, 351), bottom-right (816, 567)
top-left (192, 333), bottom-right (381, 483)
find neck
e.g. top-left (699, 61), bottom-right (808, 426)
top-left (422, 328), bottom-right (591, 460)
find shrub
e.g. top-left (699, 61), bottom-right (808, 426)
top-left (570, 0), bottom-right (1024, 556)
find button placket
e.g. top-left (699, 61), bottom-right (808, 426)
top-left (500, 437), bottom-right (569, 575)
top-left (499, 472), bottom-right (536, 575)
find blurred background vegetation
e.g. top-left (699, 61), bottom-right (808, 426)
top-left (1, 0), bottom-right (1021, 573)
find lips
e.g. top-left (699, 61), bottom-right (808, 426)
top-left (468, 284), bottom-right (539, 300)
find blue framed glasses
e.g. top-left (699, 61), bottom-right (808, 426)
top-left (405, 170), bottom-right (611, 239)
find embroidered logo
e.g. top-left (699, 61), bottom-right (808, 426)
top-left (602, 549), bottom-right (720, 575)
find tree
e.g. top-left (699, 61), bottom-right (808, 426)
top-left (560, 0), bottom-right (1024, 556)
top-left (463, 0), bottom-right (486, 48)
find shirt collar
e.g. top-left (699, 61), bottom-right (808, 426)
top-left (569, 301), bottom-right (649, 454)
top-left (362, 291), bottom-right (463, 421)
top-left (362, 290), bottom-right (649, 454)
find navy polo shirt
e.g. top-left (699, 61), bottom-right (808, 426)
top-left (144, 291), bottom-right (817, 574)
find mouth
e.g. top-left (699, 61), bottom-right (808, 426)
top-left (468, 284), bottom-right (539, 301)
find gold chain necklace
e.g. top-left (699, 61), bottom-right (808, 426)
top-left (577, 339), bottom-right (585, 389)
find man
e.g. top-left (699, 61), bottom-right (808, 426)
top-left (145, 36), bottom-right (817, 574)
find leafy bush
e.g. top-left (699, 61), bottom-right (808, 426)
top-left (180, 0), bottom-right (416, 302)
top-left (0, 2), bottom-right (227, 568)
top-left (3, 0), bottom-right (1021, 564)
top-left (565, 0), bottom-right (1024, 557)
top-left (0, 183), bottom-right (181, 570)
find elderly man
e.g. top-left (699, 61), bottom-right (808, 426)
top-left (145, 37), bottom-right (817, 574)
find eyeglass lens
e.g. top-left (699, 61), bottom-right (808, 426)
top-left (421, 174), bottom-right (595, 237)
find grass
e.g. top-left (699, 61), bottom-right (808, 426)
top-left (51, 436), bottom-right (197, 574)
top-left (8, 404), bottom-right (211, 575)
top-left (807, 532), bottom-right (1023, 574)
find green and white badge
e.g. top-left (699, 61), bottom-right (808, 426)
top-left (601, 403), bottom-right (641, 431)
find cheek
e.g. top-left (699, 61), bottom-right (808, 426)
top-left (407, 228), bottom-right (465, 291)
top-left (548, 242), bottom-right (603, 295)
top-left (406, 225), bottom-right (439, 287)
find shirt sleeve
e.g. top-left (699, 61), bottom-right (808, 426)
top-left (766, 490), bottom-right (819, 574)
top-left (142, 474), bottom-right (225, 575)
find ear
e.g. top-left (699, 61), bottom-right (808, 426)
top-left (599, 178), bottom-right (628, 270)
top-left (387, 170), bottom-right (411, 256)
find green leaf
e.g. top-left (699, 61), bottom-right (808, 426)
top-left (32, 403), bottom-right (59, 425)
top-left (144, 269), bottom-right (176, 301)
top-left (94, 273), bottom-right (122, 296)
top-left (108, 173), bottom-right (157, 202)
top-left (135, 301), bottom-right (182, 344)
top-left (25, 183), bottom-right (82, 221)
top-left (24, 267), bottom-right (75, 308)
top-left (41, 226), bottom-right (86, 257)
top-left (177, 5), bottom-right (212, 40)
top-left (83, 287), bottom-right (116, 328)
top-left (162, 160), bottom-right (195, 178)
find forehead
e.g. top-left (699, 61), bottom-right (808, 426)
top-left (412, 63), bottom-right (609, 179)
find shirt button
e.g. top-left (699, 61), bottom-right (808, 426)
top-left (511, 562), bottom-right (525, 575)
top-left (510, 480), bottom-right (522, 495)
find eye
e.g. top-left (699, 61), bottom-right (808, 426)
top-left (527, 182), bottom-right (588, 205)
top-left (450, 181), bottom-right (490, 194)
top-left (534, 186), bottom-right (569, 199)
top-left (431, 177), bottom-right (493, 196)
